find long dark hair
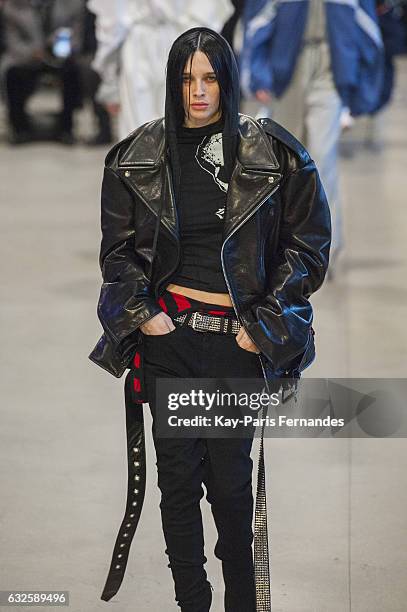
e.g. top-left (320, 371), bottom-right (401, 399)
top-left (165, 27), bottom-right (240, 201)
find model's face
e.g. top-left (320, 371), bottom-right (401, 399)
top-left (182, 51), bottom-right (221, 128)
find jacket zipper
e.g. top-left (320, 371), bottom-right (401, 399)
top-left (220, 184), bottom-right (280, 387)
top-left (220, 182), bottom-right (280, 323)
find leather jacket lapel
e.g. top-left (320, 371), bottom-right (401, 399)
top-left (224, 162), bottom-right (282, 241)
top-left (223, 115), bottom-right (282, 240)
top-left (117, 119), bottom-right (179, 241)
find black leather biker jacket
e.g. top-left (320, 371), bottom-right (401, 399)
top-left (89, 113), bottom-right (331, 379)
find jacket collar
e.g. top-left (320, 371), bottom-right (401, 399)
top-left (118, 114), bottom-right (282, 240)
top-left (236, 113), bottom-right (279, 170)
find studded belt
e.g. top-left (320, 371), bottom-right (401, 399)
top-left (100, 373), bottom-right (145, 602)
top-left (173, 310), bottom-right (241, 335)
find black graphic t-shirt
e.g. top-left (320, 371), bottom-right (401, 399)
top-left (168, 118), bottom-right (229, 293)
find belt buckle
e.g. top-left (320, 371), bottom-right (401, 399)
top-left (190, 311), bottom-right (200, 330)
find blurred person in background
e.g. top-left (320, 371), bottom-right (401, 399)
top-left (241, 0), bottom-right (384, 270)
top-left (221, 0), bottom-right (245, 54)
top-left (364, 0), bottom-right (407, 150)
top-left (77, 5), bottom-right (113, 145)
top-left (0, 2), bottom-right (5, 60)
top-left (0, 0), bottom-right (84, 144)
top-left (87, 0), bottom-right (234, 139)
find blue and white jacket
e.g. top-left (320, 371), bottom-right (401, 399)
top-left (241, 0), bottom-right (385, 116)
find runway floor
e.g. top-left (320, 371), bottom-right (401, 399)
top-left (1, 60), bottom-right (406, 611)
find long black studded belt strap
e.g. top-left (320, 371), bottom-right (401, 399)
top-left (100, 372), bottom-right (146, 601)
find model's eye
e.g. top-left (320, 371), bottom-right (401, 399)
top-left (206, 75), bottom-right (217, 82)
top-left (182, 75), bottom-right (191, 83)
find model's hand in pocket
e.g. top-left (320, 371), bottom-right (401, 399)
top-left (235, 327), bottom-right (261, 354)
top-left (140, 312), bottom-right (176, 335)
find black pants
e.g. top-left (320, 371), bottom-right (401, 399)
top-left (5, 59), bottom-right (82, 135)
top-left (143, 290), bottom-right (263, 611)
top-left (77, 56), bottom-right (112, 140)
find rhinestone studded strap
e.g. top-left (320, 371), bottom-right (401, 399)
top-left (100, 372), bottom-right (146, 601)
top-left (254, 376), bottom-right (299, 611)
top-left (254, 405), bottom-right (271, 611)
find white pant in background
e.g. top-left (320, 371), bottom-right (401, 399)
top-left (118, 22), bottom-right (175, 137)
top-left (271, 41), bottom-right (343, 257)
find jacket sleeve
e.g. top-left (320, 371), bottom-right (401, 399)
top-left (180, 0), bottom-right (234, 31)
top-left (96, 166), bottom-right (162, 348)
top-left (240, 0), bottom-right (275, 96)
top-left (243, 159), bottom-right (331, 373)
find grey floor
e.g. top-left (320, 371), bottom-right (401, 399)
top-left (1, 60), bottom-right (407, 612)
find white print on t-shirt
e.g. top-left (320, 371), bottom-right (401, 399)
top-left (195, 133), bottom-right (228, 193)
top-left (215, 207), bottom-right (225, 219)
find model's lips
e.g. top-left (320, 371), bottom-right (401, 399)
top-left (191, 103), bottom-right (208, 109)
